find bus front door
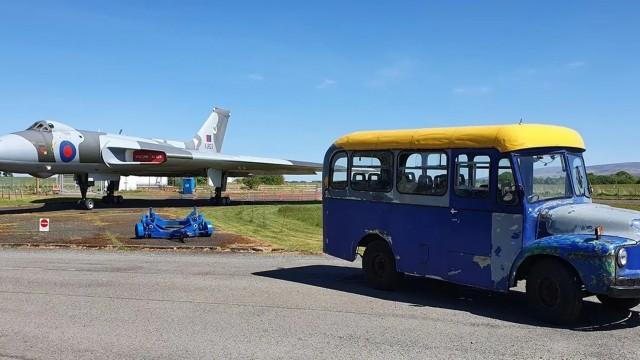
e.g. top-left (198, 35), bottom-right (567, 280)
top-left (446, 150), bottom-right (494, 289)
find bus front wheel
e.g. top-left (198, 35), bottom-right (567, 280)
top-left (362, 241), bottom-right (402, 290)
top-left (526, 258), bottom-right (583, 324)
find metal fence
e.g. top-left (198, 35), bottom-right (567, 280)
top-left (0, 176), bottom-right (57, 199)
top-left (4, 175), bottom-right (640, 201)
top-left (0, 176), bottom-right (322, 202)
top-left (0, 175), bottom-right (107, 199)
top-left (591, 184), bottom-right (640, 199)
top-left (223, 184), bottom-right (322, 202)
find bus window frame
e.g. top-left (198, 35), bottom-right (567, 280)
top-left (349, 150), bottom-right (394, 193)
top-left (454, 153), bottom-right (492, 199)
top-left (496, 157), bottom-right (520, 206)
top-left (329, 151), bottom-right (349, 190)
top-left (515, 151), bottom-right (574, 204)
top-left (396, 150), bottom-right (449, 197)
top-left (567, 153), bottom-right (591, 199)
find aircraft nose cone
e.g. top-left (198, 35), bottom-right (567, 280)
top-left (0, 134), bottom-right (39, 164)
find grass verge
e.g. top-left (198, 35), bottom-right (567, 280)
top-left (200, 204), bottom-right (322, 253)
top-left (0, 196), bottom-right (40, 207)
top-left (104, 231), bottom-right (129, 251)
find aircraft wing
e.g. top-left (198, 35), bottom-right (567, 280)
top-left (188, 152), bottom-right (322, 176)
top-left (100, 142), bottom-right (322, 177)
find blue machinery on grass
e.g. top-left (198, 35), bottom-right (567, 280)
top-left (135, 207), bottom-right (214, 240)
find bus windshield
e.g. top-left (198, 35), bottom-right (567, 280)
top-left (516, 153), bottom-right (573, 202)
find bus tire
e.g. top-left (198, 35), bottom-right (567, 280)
top-left (526, 258), bottom-right (583, 324)
top-left (362, 241), bottom-right (401, 291)
top-left (596, 295), bottom-right (640, 311)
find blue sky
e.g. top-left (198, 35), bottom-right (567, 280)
top-left (0, 1), bottom-right (638, 170)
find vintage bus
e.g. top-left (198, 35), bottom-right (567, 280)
top-left (322, 124), bottom-right (640, 323)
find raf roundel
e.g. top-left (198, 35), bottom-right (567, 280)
top-left (59, 141), bottom-right (77, 163)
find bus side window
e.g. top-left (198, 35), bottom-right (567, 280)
top-left (497, 158), bottom-right (518, 205)
top-left (397, 151), bottom-right (448, 196)
top-left (330, 152), bottom-right (348, 190)
top-left (351, 151), bottom-right (393, 192)
top-left (455, 154), bottom-right (491, 198)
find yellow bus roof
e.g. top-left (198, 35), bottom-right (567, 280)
top-left (334, 124), bottom-right (585, 153)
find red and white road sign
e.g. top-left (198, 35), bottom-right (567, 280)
top-left (39, 218), bottom-right (50, 232)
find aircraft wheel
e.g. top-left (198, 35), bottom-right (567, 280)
top-left (210, 196), bottom-right (231, 206)
top-left (115, 195), bottom-right (124, 204)
top-left (82, 199), bottom-right (95, 210)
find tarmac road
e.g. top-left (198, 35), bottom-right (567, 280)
top-left (0, 249), bottom-right (639, 359)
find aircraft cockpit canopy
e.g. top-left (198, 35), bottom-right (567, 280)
top-left (27, 121), bottom-right (55, 132)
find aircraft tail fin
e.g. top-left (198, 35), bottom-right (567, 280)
top-left (190, 107), bottom-right (230, 153)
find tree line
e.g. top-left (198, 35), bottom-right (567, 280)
top-left (588, 171), bottom-right (640, 185)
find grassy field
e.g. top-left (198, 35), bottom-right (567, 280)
top-left (198, 205), bottom-right (322, 253)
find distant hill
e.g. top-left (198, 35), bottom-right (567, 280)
top-left (586, 162), bottom-right (640, 177)
top-left (510, 161), bottom-right (640, 178)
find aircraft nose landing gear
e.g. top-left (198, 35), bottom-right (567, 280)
top-left (74, 174), bottom-right (95, 210)
top-left (78, 198), bottom-right (95, 210)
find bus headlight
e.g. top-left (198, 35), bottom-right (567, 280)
top-left (632, 219), bottom-right (640, 235)
top-left (617, 248), bottom-right (628, 268)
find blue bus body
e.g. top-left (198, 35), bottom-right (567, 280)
top-left (322, 144), bottom-right (640, 299)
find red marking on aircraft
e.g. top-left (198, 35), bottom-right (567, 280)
top-left (63, 145), bottom-right (73, 158)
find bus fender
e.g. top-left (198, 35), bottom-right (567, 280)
top-left (353, 229), bottom-right (393, 258)
top-left (508, 234), bottom-right (624, 293)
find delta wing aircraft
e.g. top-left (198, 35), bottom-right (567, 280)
top-left (0, 107), bottom-right (321, 209)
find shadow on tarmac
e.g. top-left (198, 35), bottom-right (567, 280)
top-left (254, 264), bottom-right (640, 331)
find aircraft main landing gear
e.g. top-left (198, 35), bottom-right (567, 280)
top-left (211, 187), bottom-right (231, 206)
top-left (75, 174), bottom-right (95, 210)
top-left (102, 181), bottom-right (124, 205)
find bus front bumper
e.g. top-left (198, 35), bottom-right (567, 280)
top-left (608, 278), bottom-right (640, 298)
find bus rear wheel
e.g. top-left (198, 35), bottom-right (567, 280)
top-left (526, 258), bottom-right (583, 324)
top-left (596, 295), bottom-right (640, 311)
top-left (362, 241), bottom-right (401, 290)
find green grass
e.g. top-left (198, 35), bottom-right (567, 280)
top-left (0, 197), bottom-right (33, 207)
top-left (199, 204), bottom-right (323, 253)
